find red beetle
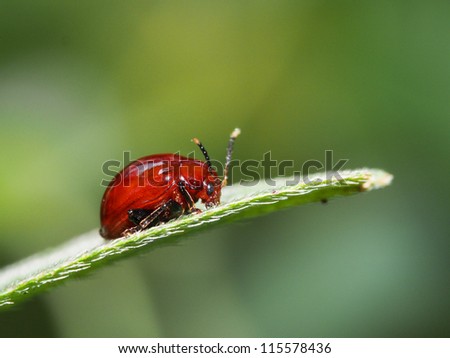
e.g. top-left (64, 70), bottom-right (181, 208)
top-left (100, 128), bottom-right (241, 239)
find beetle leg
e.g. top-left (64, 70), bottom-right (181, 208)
top-left (124, 199), bottom-right (183, 237)
top-left (177, 181), bottom-right (194, 208)
top-left (177, 181), bottom-right (201, 213)
top-left (122, 226), bottom-right (140, 237)
top-left (139, 200), bottom-right (177, 229)
top-left (128, 209), bottom-right (152, 226)
top-left (123, 205), bottom-right (168, 237)
top-left (123, 204), bottom-right (167, 237)
top-left (123, 206), bottom-right (166, 236)
top-left (122, 209), bottom-right (154, 238)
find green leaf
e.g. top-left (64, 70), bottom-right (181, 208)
top-left (0, 169), bottom-right (392, 308)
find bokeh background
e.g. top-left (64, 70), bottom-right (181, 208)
top-left (0, 1), bottom-right (449, 337)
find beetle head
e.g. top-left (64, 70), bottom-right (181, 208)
top-left (200, 172), bottom-right (222, 208)
top-left (192, 128), bottom-right (240, 207)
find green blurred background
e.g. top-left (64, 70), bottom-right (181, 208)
top-left (0, 1), bottom-right (449, 337)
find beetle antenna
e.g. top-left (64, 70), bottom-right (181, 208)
top-left (192, 137), bottom-right (212, 170)
top-left (222, 128), bottom-right (241, 187)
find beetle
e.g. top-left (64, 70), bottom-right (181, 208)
top-left (100, 128), bottom-right (241, 239)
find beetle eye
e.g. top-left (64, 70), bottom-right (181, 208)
top-left (206, 183), bottom-right (214, 196)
